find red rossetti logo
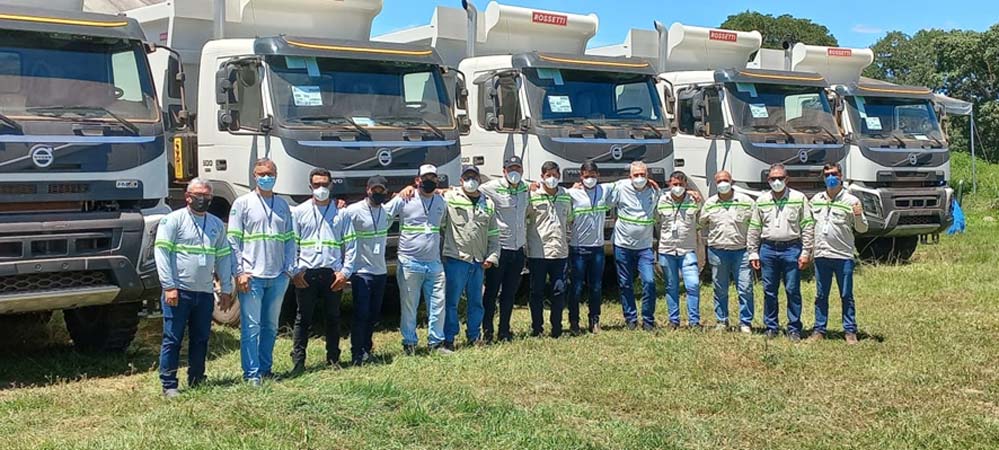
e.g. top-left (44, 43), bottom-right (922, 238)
top-left (828, 48), bottom-right (853, 57)
top-left (709, 30), bottom-right (738, 42)
top-left (532, 11), bottom-right (568, 26)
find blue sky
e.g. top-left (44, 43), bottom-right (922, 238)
top-left (371, 0), bottom-right (999, 48)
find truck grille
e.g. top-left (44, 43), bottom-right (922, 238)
top-left (897, 215), bottom-right (941, 226)
top-left (0, 271), bottom-right (110, 295)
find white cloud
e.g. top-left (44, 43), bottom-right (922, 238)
top-left (852, 24), bottom-right (884, 34)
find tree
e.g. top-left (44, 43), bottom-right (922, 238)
top-left (721, 11), bottom-right (837, 49)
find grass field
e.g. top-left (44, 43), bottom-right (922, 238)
top-left (1, 153), bottom-right (997, 449)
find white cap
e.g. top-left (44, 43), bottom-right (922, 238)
top-left (419, 164), bottom-right (438, 176)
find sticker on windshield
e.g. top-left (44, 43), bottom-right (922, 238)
top-left (865, 116), bottom-right (883, 130)
top-left (736, 83), bottom-right (758, 98)
top-left (913, 134), bottom-right (930, 141)
top-left (352, 117), bottom-right (376, 127)
top-left (537, 68), bottom-right (564, 85)
top-left (292, 86), bottom-right (322, 106)
top-left (749, 103), bottom-right (769, 118)
top-left (548, 95), bottom-right (572, 113)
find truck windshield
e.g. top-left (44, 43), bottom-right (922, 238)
top-left (267, 56), bottom-right (454, 129)
top-left (846, 96), bottom-right (945, 143)
top-left (727, 83), bottom-right (840, 140)
top-left (0, 30), bottom-right (158, 122)
top-left (523, 68), bottom-right (664, 127)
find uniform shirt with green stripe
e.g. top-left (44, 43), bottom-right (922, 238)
top-left (442, 189), bottom-right (501, 265)
top-left (656, 193), bottom-right (700, 255)
top-left (384, 193), bottom-right (446, 263)
top-left (340, 199), bottom-right (391, 277)
top-left (227, 192), bottom-right (296, 278)
top-left (567, 185), bottom-right (612, 248)
top-left (154, 208), bottom-right (233, 294)
top-left (480, 178), bottom-right (529, 251)
top-left (608, 179), bottom-right (659, 250)
top-left (810, 190), bottom-right (869, 260)
top-left (291, 199), bottom-right (343, 273)
top-left (698, 192), bottom-right (755, 250)
top-left (526, 187), bottom-right (573, 259)
top-left (746, 188), bottom-right (815, 261)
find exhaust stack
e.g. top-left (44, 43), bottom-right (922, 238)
top-left (654, 20), bottom-right (667, 73)
top-left (462, 0), bottom-right (477, 58)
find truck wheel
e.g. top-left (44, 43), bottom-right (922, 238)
top-left (64, 302), bottom-right (141, 353)
top-left (858, 237), bottom-right (919, 264)
top-left (213, 291), bottom-right (241, 327)
top-left (891, 236), bottom-right (919, 262)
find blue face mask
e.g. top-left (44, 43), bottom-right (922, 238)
top-left (825, 175), bottom-right (841, 190)
top-left (256, 175), bottom-right (276, 191)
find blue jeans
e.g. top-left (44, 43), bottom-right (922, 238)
top-left (708, 247), bottom-right (755, 327)
top-left (570, 246), bottom-right (605, 325)
top-left (444, 257), bottom-right (485, 343)
top-left (240, 274), bottom-right (290, 380)
top-left (483, 248), bottom-right (526, 340)
top-left (350, 273), bottom-right (387, 363)
top-left (159, 289), bottom-right (214, 390)
top-left (814, 257), bottom-right (857, 334)
top-left (397, 259), bottom-right (446, 347)
top-left (659, 252), bottom-right (701, 326)
top-left (614, 246), bottom-right (657, 326)
top-left (760, 241), bottom-right (803, 334)
top-left (528, 258), bottom-right (569, 336)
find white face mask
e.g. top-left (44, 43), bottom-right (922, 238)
top-left (463, 178), bottom-right (480, 193)
top-left (582, 177), bottom-right (598, 189)
top-left (544, 176), bottom-right (560, 189)
top-left (769, 179), bottom-right (786, 193)
top-left (670, 185), bottom-right (686, 198)
top-left (312, 186), bottom-right (330, 202)
top-left (632, 176), bottom-right (648, 190)
top-left (716, 181), bottom-right (732, 195)
top-left (506, 171), bottom-right (522, 185)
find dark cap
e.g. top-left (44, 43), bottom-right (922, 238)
top-left (461, 165), bottom-right (480, 176)
top-left (367, 175), bottom-right (388, 189)
top-left (503, 155), bottom-right (523, 169)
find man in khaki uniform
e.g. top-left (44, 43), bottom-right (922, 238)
top-left (655, 171), bottom-right (701, 330)
top-left (526, 161), bottom-right (573, 337)
top-left (809, 163), bottom-right (868, 344)
top-left (747, 163), bottom-right (815, 341)
top-left (699, 170), bottom-right (756, 333)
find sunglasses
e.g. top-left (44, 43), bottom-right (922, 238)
top-left (768, 176), bottom-right (787, 181)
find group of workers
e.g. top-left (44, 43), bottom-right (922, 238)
top-left (153, 156), bottom-right (868, 397)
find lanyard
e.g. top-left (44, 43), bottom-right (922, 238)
top-left (313, 202), bottom-right (333, 240)
top-left (256, 193), bottom-right (275, 232)
top-left (670, 195), bottom-right (687, 225)
top-left (368, 205), bottom-right (382, 232)
top-left (191, 211), bottom-right (209, 248)
top-left (587, 185), bottom-right (600, 208)
top-left (421, 195), bottom-right (435, 217)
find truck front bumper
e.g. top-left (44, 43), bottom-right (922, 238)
top-left (849, 185), bottom-right (953, 237)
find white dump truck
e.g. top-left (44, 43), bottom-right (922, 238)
top-left (592, 23), bottom-right (847, 197)
top-left (376, 1), bottom-right (672, 185)
top-left (0, 0), bottom-right (172, 351)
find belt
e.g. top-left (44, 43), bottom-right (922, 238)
top-left (762, 239), bottom-right (802, 249)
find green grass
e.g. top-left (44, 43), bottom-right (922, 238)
top-left (1, 155), bottom-right (998, 449)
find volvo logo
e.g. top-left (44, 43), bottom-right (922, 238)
top-left (610, 145), bottom-right (624, 161)
top-left (30, 145), bottom-right (54, 168)
top-left (377, 148), bottom-right (393, 166)
top-left (798, 149), bottom-right (809, 163)
top-left (908, 153), bottom-right (919, 166)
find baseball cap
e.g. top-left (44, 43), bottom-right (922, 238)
top-left (419, 164), bottom-right (438, 176)
top-left (367, 175), bottom-right (388, 189)
top-left (503, 155), bottom-right (523, 169)
top-left (461, 165), bottom-right (480, 176)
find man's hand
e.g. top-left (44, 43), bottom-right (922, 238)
top-left (482, 261), bottom-right (494, 270)
top-left (798, 255), bottom-right (811, 271)
top-left (853, 203), bottom-right (863, 217)
top-left (571, 182), bottom-right (583, 189)
top-left (292, 271), bottom-right (309, 289)
top-left (529, 181), bottom-right (540, 192)
top-left (164, 288), bottom-right (180, 307)
top-left (237, 274), bottom-right (252, 293)
top-left (337, 198), bottom-right (347, 209)
top-left (219, 293), bottom-right (235, 312)
top-left (648, 179), bottom-right (661, 190)
top-left (751, 259), bottom-right (762, 271)
top-left (399, 185), bottom-right (417, 200)
top-left (331, 272), bottom-right (348, 292)
top-left (654, 262), bottom-right (663, 277)
top-left (687, 190), bottom-right (703, 203)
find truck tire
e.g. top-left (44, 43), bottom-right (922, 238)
top-left (858, 236), bottom-right (919, 264)
top-left (213, 290), bottom-right (241, 327)
top-left (64, 302), bottom-right (141, 353)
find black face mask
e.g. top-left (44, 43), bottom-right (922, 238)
top-left (369, 192), bottom-right (388, 205)
top-left (189, 196), bottom-right (212, 213)
top-left (420, 179), bottom-right (438, 194)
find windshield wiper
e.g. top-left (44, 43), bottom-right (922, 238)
top-left (774, 124), bottom-right (796, 143)
top-left (888, 131), bottom-right (907, 148)
top-left (637, 122), bottom-right (663, 139)
top-left (903, 132), bottom-right (945, 148)
top-left (27, 105), bottom-right (139, 135)
top-left (296, 115), bottom-right (372, 139)
top-left (0, 112), bottom-right (22, 133)
top-left (794, 125), bottom-right (839, 143)
top-left (419, 118), bottom-right (446, 140)
top-left (372, 116), bottom-right (446, 140)
top-left (582, 119), bottom-right (608, 137)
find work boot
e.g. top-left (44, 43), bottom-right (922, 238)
top-left (291, 360), bottom-right (306, 375)
top-left (788, 332), bottom-right (802, 342)
top-left (162, 388), bottom-right (180, 399)
top-left (845, 333), bottom-right (859, 345)
top-left (714, 322), bottom-right (729, 332)
top-left (739, 325), bottom-right (753, 335)
top-left (643, 322), bottom-right (657, 332)
top-left (589, 321), bottom-right (601, 335)
top-left (403, 344), bottom-right (416, 356)
top-left (764, 329), bottom-right (779, 339)
top-left (443, 341), bottom-right (456, 352)
top-left (430, 344), bottom-right (454, 355)
top-left (570, 322), bottom-right (582, 336)
top-left (626, 321), bottom-right (638, 331)
top-left (808, 331), bottom-right (825, 342)
top-left (666, 322), bottom-right (679, 331)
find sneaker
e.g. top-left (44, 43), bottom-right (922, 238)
top-left (788, 332), bottom-right (802, 342)
top-left (642, 322), bottom-right (657, 332)
top-left (361, 351), bottom-right (373, 363)
top-left (551, 330), bottom-right (563, 339)
top-left (483, 332), bottom-right (494, 345)
top-left (403, 344), bottom-right (416, 356)
top-left (431, 344), bottom-right (454, 355)
top-left (739, 325), bottom-right (753, 335)
top-left (162, 388), bottom-right (180, 398)
top-left (291, 361), bottom-right (306, 375)
top-left (589, 322), bottom-right (602, 334)
top-left (443, 341), bottom-right (456, 351)
top-left (569, 323), bottom-right (582, 336)
top-left (247, 378), bottom-right (262, 387)
top-left (714, 323), bottom-right (729, 332)
top-left (845, 333), bottom-right (859, 345)
top-left (626, 321), bottom-right (638, 331)
top-left (764, 329), bottom-right (779, 339)
top-left (808, 332), bottom-right (825, 342)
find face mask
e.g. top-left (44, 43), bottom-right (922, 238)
top-left (717, 181), bottom-right (732, 195)
top-left (369, 192), bottom-right (388, 205)
top-left (420, 179), bottom-right (438, 194)
top-left (463, 178), bottom-right (480, 193)
top-left (544, 176), bottom-right (560, 189)
top-left (670, 185), bottom-right (686, 198)
top-left (256, 175), bottom-right (276, 191)
top-left (312, 186), bottom-right (330, 202)
top-left (769, 179), bottom-right (786, 193)
top-left (506, 171), bottom-right (522, 185)
top-left (632, 176), bottom-right (648, 190)
top-left (582, 177), bottom-right (598, 189)
top-left (189, 196), bottom-right (211, 213)
top-left (825, 175), bottom-right (841, 190)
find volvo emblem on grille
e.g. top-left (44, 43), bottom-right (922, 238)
top-left (30, 145), bottom-right (54, 168)
top-left (908, 153), bottom-right (919, 166)
top-left (377, 148), bottom-right (393, 166)
top-left (610, 145), bottom-right (624, 160)
top-left (798, 149), bottom-right (809, 163)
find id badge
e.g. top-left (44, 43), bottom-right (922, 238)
top-left (822, 221), bottom-right (831, 236)
top-left (373, 243), bottom-right (382, 255)
top-left (198, 253), bottom-right (208, 267)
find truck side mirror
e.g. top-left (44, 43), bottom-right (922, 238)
top-left (662, 86), bottom-right (676, 116)
top-left (458, 114), bottom-right (471, 135)
top-left (456, 77), bottom-right (469, 111)
top-left (704, 88), bottom-right (725, 137)
top-left (494, 75), bottom-right (521, 132)
top-left (216, 65), bottom-right (239, 106)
